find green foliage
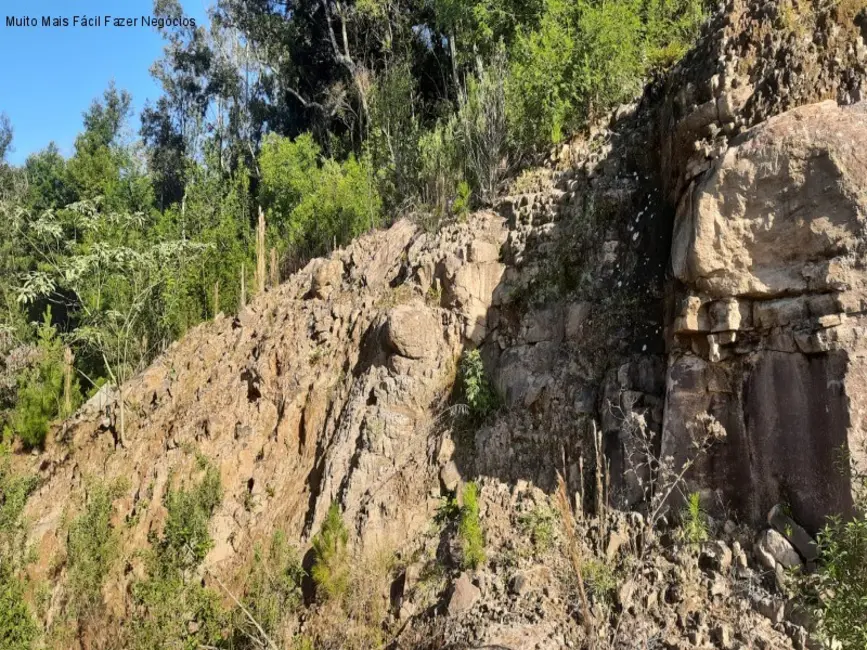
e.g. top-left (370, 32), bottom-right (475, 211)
top-left (518, 504), bottom-right (558, 553)
top-left (127, 460), bottom-right (225, 650)
top-left (159, 461), bottom-right (223, 571)
top-left (507, 0), bottom-right (707, 149)
top-left (459, 482), bottom-right (486, 570)
top-left (507, 0), bottom-right (579, 147)
top-left (311, 502), bottom-right (350, 601)
top-left (234, 530), bottom-right (305, 647)
top-left (0, 448), bottom-right (39, 650)
top-left (66, 479), bottom-right (124, 620)
top-left (417, 117), bottom-right (464, 220)
top-left (259, 134), bottom-right (382, 265)
top-left (583, 558), bottom-right (617, 601)
top-left (811, 514), bottom-right (867, 648)
top-left (458, 349), bottom-right (499, 421)
top-left (9, 309), bottom-right (78, 448)
top-left (0, 565), bottom-right (39, 650)
top-left (679, 492), bottom-right (709, 544)
top-left (644, 0), bottom-right (708, 70)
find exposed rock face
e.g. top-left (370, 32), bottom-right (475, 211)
top-left (15, 0), bottom-right (867, 646)
top-left (672, 101), bottom-right (867, 298)
top-left (22, 213), bottom-right (508, 607)
top-left (664, 101), bottom-right (867, 533)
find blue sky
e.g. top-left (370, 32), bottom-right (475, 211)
top-left (1, 0), bottom-right (210, 164)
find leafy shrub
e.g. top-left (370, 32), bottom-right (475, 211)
top-left (367, 60), bottom-right (422, 211)
top-left (259, 134), bottom-right (382, 265)
top-left (518, 504), bottom-right (558, 553)
top-left (459, 482), bottom-right (486, 570)
top-left (311, 502), bottom-right (350, 601)
top-left (0, 449), bottom-right (38, 650)
top-left (644, 0), bottom-right (709, 71)
top-left (807, 450), bottom-right (867, 648)
top-left (678, 491), bottom-right (709, 544)
top-left (458, 349), bottom-right (499, 422)
top-left (507, 0), bottom-right (578, 148)
top-left (0, 565), bottom-right (38, 650)
top-left (66, 479), bottom-right (125, 620)
top-left (507, 0), bottom-right (707, 149)
top-left (573, 0), bottom-right (645, 120)
top-left (158, 459), bottom-right (222, 571)
top-left (417, 117), bottom-right (464, 219)
top-left (456, 51), bottom-right (508, 205)
top-left (583, 558), bottom-right (617, 601)
top-left (233, 530), bottom-right (305, 647)
top-left (127, 459), bottom-right (225, 650)
top-left (812, 514), bottom-right (867, 648)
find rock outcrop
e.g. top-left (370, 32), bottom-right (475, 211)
top-left (15, 0), bottom-right (867, 646)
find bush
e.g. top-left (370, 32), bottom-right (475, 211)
top-left (311, 502), bottom-right (350, 601)
top-left (459, 482), bottom-right (486, 570)
top-left (66, 480), bottom-right (124, 620)
top-left (506, 0), bottom-right (707, 149)
top-left (127, 459), bottom-right (225, 650)
top-left (583, 558), bottom-right (617, 602)
top-left (507, 0), bottom-right (578, 148)
top-left (458, 349), bottom-right (499, 422)
top-left (368, 61), bottom-right (422, 212)
top-left (519, 504), bottom-right (558, 553)
top-left (259, 133), bottom-right (382, 265)
top-left (417, 117), bottom-right (464, 220)
top-left (0, 449), bottom-right (38, 650)
top-left (233, 530), bottom-right (305, 647)
top-left (812, 514), bottom-right (867, 648)
top-left (158, 459), bottom-right (222, 571)
top-left (0, 565), bottom-right (38, 650)
top-left (644, 0), bottom-right (709, 71)
top-left (456, 51), bottom-right (509, 205)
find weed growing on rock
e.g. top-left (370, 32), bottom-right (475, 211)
top-left (802, 445), bottom-right (867, 648)
top-left (459, 482), bottom-right (486, 570)
top-left (0, 449), bottom-right (38, 650)
top-left (678, 491), bottom-right (709, 545)
top-left (65, 479), bottom-right (126, 622)
top-left (127, 459), bottom-right (225, 649)
top-left (458, 349), bottom-right (499, 423)
top-left (518, 504), bottom-right (559, 554)
top-left (230, 530), bottom-right (305, 649)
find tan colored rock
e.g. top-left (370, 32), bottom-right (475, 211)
top-left (672, 101), bottom-right (867, 299)
top-left (447, 573), bottom-right (481, 616)
top-left (311, 258), bottom-right (344, 299)
top-left (384, 304), bottom-right (442, 359)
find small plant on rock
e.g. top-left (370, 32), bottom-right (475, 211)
top-left (311, 502), bottom-right (350, 601)
top-left (518, 504), bottom-right (558, 554)
top-left (458, 349), bottom-right (499, 422)
top-left (679, 491), bottom-right (709, 545)
top-left (459, 482), bottom-right (486, 570)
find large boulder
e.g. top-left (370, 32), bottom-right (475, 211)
top-left (672, 101), bottom-right (867, 299)
top-left (384, 304), bottom-right (442, 359)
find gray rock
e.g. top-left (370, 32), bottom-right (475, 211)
top-left (768, 504), bottom-right (818, 562)
top-left (757, 529), bottom-right (802, 569)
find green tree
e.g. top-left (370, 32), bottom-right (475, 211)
top-left (311, 503), bottom-right (350, 601)
top-left (8, 308), bottom-right (78, 448)
top-left (259, 133), bottom-right (381, 265)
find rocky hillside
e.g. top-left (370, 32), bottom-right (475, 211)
top-left (15, 0), bottom-right (867, 647)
